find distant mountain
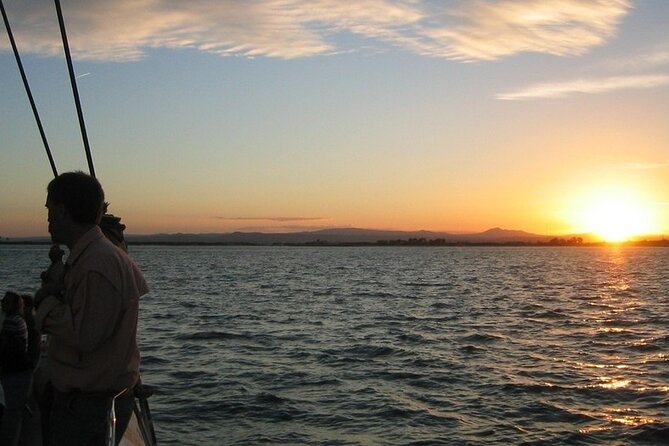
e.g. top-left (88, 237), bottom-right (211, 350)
top-left (460, 227), bottom-right (551, 242)
top-left (121, 227), bottom-right (556, 245)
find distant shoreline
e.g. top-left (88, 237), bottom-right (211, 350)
top-left (2, 239), bottom-right (668, 247)
top-left (4, 227), bottom-right (667, 247)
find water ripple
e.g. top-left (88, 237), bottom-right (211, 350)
top-left (3, 245), bottom-right (669, 445)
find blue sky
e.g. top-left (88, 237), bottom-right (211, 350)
top-left (1, 0), bottom-right (668, 238)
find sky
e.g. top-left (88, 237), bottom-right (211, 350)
top-left (1, 0), bottom-right (668, 238)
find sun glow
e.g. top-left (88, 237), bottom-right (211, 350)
top-left (576, 189), bottom-right (657, 242)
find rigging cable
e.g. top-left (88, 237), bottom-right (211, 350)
top-left (54, 0), bottom-right (96, 179)
top-left (1, 0), bottom-right (58, 178)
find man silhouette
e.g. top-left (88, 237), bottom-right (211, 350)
top-left (35, 171), bottom-right (148, 445)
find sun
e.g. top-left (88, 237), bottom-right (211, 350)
top-left (576, 190), bottom-right (656, 242)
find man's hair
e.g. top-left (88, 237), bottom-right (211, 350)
top-left (47, 171), bottom-right (105, 225)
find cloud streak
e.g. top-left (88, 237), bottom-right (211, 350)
top-left (497, 74), bottom-right (669, 100)
top-left (618, 163), bottom-right (669, 170)
top-left (0, 0), bottom-right (631, 62)
top-left (217, 216), bottom-right (327, 222)
top-left (425, 0), bottom-right (631, 61)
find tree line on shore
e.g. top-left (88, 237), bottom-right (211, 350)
top-left (2, 236), bottom-right (668, 247)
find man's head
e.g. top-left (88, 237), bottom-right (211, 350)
top-left (46, 171), bottom-right (105, 245)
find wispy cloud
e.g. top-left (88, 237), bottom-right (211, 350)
top-left (425, 0), bottom-right (631, 61)
top-left (0, 0), bottom-right (631, 61)
top-left (0, 0), bottom-right (422, 61)
top-left (643, 50), bottom-right (669, 67)
top-left (217, 216), bottom-right (327, 222)
top-left (234, 224), bottom-right (333, 232)
top-left (216, 217), bottom-right (329, 232)
top-left (618, 162), bottom-right (669, 170)
top-left (590, 45), bottom-right (669, 72)
top-left (497, 74), bottom-right (669, 100)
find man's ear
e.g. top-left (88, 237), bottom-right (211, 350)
top-left (57, 203), bottom-right (72, 223)
top-left (47, 196), bottom-right (65, 215)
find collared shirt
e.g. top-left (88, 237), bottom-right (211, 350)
top-left (36, 226), bottom-right (148, 393)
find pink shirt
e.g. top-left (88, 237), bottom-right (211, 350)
top-left (36, 226), bottom-right (148, 393)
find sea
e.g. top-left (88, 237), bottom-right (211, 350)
top-left (1, 244), bottom-right (668, 445)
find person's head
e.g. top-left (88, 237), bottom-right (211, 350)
top-left (2, 291), bottom-right (24, 316)
top-left (46, 171), bottom-right (105, 244)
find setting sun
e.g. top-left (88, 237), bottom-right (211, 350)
top-left (576, 189), bottom-right (658, 242)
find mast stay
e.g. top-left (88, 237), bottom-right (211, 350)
top-left (54, 0), bottom-right (96, 178)
top-left (1, 0), bottom-right (58, 178)
top-left (1, 0), bottom-right (97, 179)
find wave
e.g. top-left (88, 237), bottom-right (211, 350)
top-left (175, 330), bottom-right (254, 341)
top-left (459, 333), bottom-right (505, 343)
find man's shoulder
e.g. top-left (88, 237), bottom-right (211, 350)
top-left (72, 231), bottom-right (148, 293)
top-left (79, 236), bottom-right (135, 270)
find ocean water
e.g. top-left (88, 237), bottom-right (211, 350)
top-left (1, 245), bottom-right (668, 445)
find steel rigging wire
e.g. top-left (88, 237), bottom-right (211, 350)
top-left (1, 0), bottom-right (97, 178)
top-left (54, 0), bottom-right (96, 179)
top-left (1, 0), bottom-right (58, 177)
